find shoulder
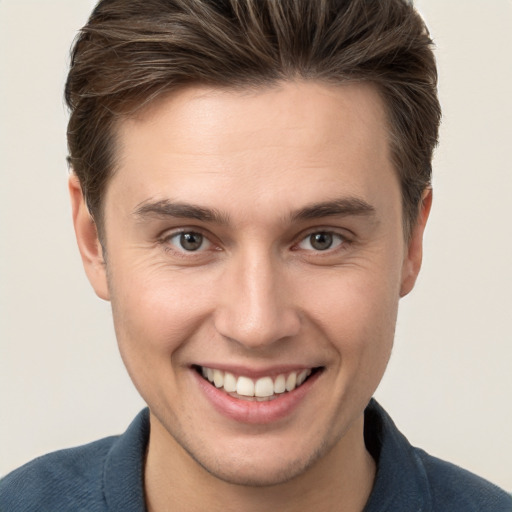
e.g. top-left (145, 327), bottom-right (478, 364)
top-left (415, 448), bottom-right (512, 512)
top-left (0, 435), bottom-right (117, 512)
top-left (0, 409), bottom-right (149, 512)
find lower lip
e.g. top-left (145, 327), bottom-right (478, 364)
top-left (193, 369), bottom-right (321, 424)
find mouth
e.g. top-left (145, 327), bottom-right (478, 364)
top-left (193, 365), bottom-right (322, 402)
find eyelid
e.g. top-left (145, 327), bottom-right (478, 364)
top-left (159, 225), bottom-right (211, 240)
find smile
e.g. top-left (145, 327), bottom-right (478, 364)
top-left (196, 366), bottom-right (317, 401)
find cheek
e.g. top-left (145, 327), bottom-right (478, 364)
top-left (108, 267), bottom-right (212, 377)
top-left (305, 264), bottom-right (400, 365)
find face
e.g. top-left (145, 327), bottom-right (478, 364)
top-left (71, 81), bottom-right (429, 487)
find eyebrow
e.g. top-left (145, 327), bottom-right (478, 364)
top-left (289, 197), bottom-right (376, 222)
top-left (132, 196), bottom-right (376, 225)
top-left (133, 199), bottom-right (230, 225)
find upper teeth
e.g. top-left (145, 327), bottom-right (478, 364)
top-left (201, 367), bottom-right (312, 397)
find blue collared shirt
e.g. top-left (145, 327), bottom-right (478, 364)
top-left (1, 400), bottom-right (510, 511)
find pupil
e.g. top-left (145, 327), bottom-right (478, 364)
top-left (310, 232), bottom-right (332, 251)
top-left (180, 232), bottom-right (202, 251)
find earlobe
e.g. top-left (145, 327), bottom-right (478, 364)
top-left (400, 188), bottom-right (433, 297)
top-left (69, 174), bottom-right (110, 301)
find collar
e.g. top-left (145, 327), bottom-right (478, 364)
top-left (103, 408), bottom-right (149, 511)
top-left (363, 399), bottom-right (432, 511)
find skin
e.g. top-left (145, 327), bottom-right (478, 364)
top-left (70, 81), bottom-right (431, 512)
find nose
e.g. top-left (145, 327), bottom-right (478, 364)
top-left (213, 249), bottom-right (301, 349)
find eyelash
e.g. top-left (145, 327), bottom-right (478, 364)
top-left (157, 227), bottom-right (352, 258)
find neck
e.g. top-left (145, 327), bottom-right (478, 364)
top-left (144, 414), bottom-right (375, 512)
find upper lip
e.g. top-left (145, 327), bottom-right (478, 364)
top-left (192, 363), bottom-right (322, 379)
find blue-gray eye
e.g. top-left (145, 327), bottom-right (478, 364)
top-left (298, 232), bottom-right (344, 251)
top-left (179, 232), bottom-right (203, 251)
top-left (167, 231), bottom-right (209, 252)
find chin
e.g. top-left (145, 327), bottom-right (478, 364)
top-left (196, 453), bottom-right (316, 488)
top-left (181, 433), bottom-right (330, 488)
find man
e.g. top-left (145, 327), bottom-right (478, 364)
top-left (1, 0), bottom-right (510, 510)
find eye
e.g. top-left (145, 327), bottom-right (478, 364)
top-left (297, 231), bottom-right (344, 251)
top-left (167, 231), bottom-right (211, 252)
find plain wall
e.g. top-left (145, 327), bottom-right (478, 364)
top-left (1, 0), bottom-right (511, 490)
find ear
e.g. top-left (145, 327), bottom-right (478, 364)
top-left (69, 173), bottom-right (110, 301)
top-left (400, 188), bottom-right (433, 297)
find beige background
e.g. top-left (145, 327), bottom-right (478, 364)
top-left (1, 0), bottom-right (511, 490)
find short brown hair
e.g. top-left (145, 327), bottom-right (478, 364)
top-left (65, 0), bottom-right (441, 237)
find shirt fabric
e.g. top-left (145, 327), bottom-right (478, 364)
top-left (1, 399), bottom-right (510, 511)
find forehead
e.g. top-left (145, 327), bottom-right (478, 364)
top-left (119, 80), bottom-right (389, 162)
top-left (107, 81), bottom-right (398, 224)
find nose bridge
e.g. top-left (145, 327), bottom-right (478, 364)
top-left (214, 245), bottom-right (300, 348)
